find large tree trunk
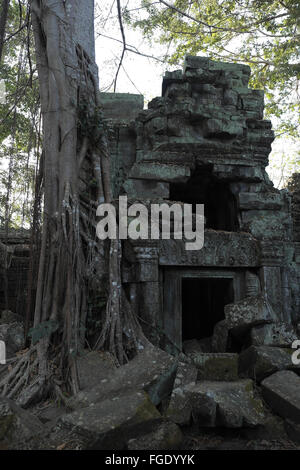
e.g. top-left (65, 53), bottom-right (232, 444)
top-left (0, 0), bottom-right (149, 404)
top-left (0, 0), bottom-right (10, 62)
top-left (30, 0), bottom-right (100, 395)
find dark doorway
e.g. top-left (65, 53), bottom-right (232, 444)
top-left (170, 165), bottom-right (239, 231)
top-left (182, 277), bottom-right (233, 341)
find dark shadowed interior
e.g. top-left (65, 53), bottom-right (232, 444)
top-left (170, 165), bottom-right (239, 231)
top-left (182, 277), bottom-right (234, 341)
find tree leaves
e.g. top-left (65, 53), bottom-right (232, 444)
top-left (128, 0), bottom-right (300, 139)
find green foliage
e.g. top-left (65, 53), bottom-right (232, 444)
top-left (127, 0), bottom-right (300, 139)
top-left (28, 320), bottom-right (60, 345)
top-left (0, 0), bottom-right (40, 228)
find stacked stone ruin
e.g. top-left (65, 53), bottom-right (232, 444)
top-left (0, 229), bottom-right (30, 317)
top-left (1, 57), bottom-right (300, 449)
top-left (100, 55), bottom-right (300, 354)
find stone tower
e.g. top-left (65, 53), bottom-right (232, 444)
top-left (93, 57), bottom-right (300, 352)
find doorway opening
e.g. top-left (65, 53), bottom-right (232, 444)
top-left (181, 277), bottom-right (233, 341)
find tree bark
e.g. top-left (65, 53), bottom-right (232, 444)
top-left (0, 0), bottom-right (10, 62)
top-left (0, 0), bottom-right (150, 403)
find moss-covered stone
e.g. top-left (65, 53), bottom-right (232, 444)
top-left (188, 353), bottom-right (238, 381)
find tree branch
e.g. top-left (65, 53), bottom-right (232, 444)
top-left (114, 0), bottom-right (126, 92)
top-left (97, 32), bottom-right (165, 63)
top-left (0, 0), bottom-right (10, 62)
top-left (158, 0), bottom-right (289, 34)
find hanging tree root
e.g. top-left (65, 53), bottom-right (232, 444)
top-left (94, 240), bottom-right (152, 365)
top-left (0, 3), bottom-right (154, 402)
top-left (0, 347), bottom-right (41, 403)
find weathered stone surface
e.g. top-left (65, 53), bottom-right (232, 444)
top-left (0, 398), bottom-right (44, 445)
top-left (224, 295), bottom-right (276, 337)
top-left (285, 419), bottom-right (300, 444)
top-left (238, 192), bottom-right (283, 210)
top-left (159, 231), bottom-right (260, 267)
top-left (173, 362), bottom-right (198, 389)
top-left (67, 346), bottom-right (177, 410)
top-left (100, 93), bottom-right (144, 121)
top-left (214, 164), bottom-right (265, 182)
top-left (166, 362), bottom-right (197, 425)
top-left (212, 320), bottom-right (230, 353)
top-left (288, 173), bottom-right (300, 242)
top-left (245, 270), bottom-right (261, 296)
top-left (203, 118), bottom-right (243, 138)
top-left (261, 371), bottom-right (300, 424)
top-left (123, 178), bottom-right (169, 199)
top-left (250, 323), bottom-right (297, 348)
top-left (183, 339), bottom-right (202, 355)
top-left (166, 386), bottom-right (193, 426)
top-left (129, 162), bottom-right (190, 183)
top-left (241, 210), bottom-right (290, 241)
top-left (60, 390), bottom-right (161, 450)
top-left (185, 380), bottom-right (265, 428)
top-left (239, 346), bottom-right (293, 382)
top-left (77, 350), bottom-right (117, 390)
top-left (191, 353), bottom-right (239, 381)
top-left (260, 266), bottom-right (284, 319)
top-left (0, 322), bottom-right (25, 357)
top-left (127, 420), bottom-right (183, 450)
top-left (183, 338), bottom-right (212, 355)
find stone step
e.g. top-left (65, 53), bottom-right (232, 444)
top-left (60, 389), bottom-right (164, 450)
top-left (239, 346), bottom-right (295, 383)
top-left (261, 370), bottom-right (300, 424)
top-left (67, 346), bottom-right (177, 410)
top-left (184, 352), bottom-right (239, 381)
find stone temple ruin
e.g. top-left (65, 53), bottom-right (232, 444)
top-left (100, 55), bottom-right (300, 356)
top-left (1, 55), bottom-right (300, 355)
top-left (1, 56), bottom-right (300, 449)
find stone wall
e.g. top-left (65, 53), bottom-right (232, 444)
top-left (1, 57), bottom-right (299, 350)
top-left (100, 56), bottom-right (300, 350)
top-left (0, 229), bottom-right (30, 317)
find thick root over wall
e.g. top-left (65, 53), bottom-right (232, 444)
top-left (0, 0), bottom-right (151, 404)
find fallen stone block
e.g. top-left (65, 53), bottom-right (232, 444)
top-left (190, 353), bottom-right (238, 381)
top-left (0, 398), bottom-right (45, 446)
top-left (60, 390), bottom-right (162, 450)
top-left (172, 362), bottom-right (198, 389)
top-left (166, 362), bottom-right (197, 425)
top-left (183, 337), bottom-right (212, 355)
top-left (185, 379), bottom-right (265, 428)
top-left (225, 294), bottom-right (276, 338)
top-left (212, 320), bottom-right (230, 352)
top-left (77, 350), bottom-right (117, 390)
top-left (250, 323), bottom-right (297, 348)
top-left (67, 346), bottom-right (177, 410)
top-left (261, 371), bottom-right (300, 424)
top-left (166, 386), bottom-right (194, 426)
top-left (285, 419), bottom-right (300, 444)
top-left (239, 346), bottom-right (293, 382)
top-left (127, 420), bottom-right (183, 450)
